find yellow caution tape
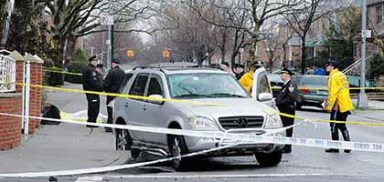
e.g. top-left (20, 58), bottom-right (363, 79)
top-left (2, 81), bottom-right (383, 126)
top-left (267, 109), bottom-right (384, 127)
top-left (43, 69), bottom-right (82, 76)
top-left (11, 82), bottom-right (224, 106)
top-left (272, 86), bottom-right (384, 91)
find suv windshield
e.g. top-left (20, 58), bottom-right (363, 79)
top-left (168, 73), bottom-right (248, 99)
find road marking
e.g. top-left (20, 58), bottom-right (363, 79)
top-left (75, 176), bottom-right (103, 182)
top-left (98, 173), bottom-right (328, 179)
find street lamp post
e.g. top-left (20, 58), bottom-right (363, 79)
top-left (358, 0), bottom-right (368, 109)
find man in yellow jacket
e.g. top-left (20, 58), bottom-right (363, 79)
top-left (239, 61), bottom-right (263, 94)
top-left (323, 60), bottom-right (354, 153)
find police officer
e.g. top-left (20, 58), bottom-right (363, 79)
top-left (276, 67), bottom-right (297, 153)
top-left (103, 58), bottom-right (126, 132)
top-left (233, 63), bottom-right (245, 80)
top-left (82, 56), bottom-right (103, 129)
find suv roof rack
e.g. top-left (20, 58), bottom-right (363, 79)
top-left (132, 66), bottom-right (165, 72)
top-left (132, 63), bottom-right (217, 71)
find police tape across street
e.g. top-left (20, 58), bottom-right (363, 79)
top-left (0, 112), bottom-right (384, 178)
top-left (3, 81), bottom-right (384, 127)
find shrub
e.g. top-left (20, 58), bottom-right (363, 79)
top-left (65, 61), bottom-right (87, 84)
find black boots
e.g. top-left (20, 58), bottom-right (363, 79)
top-left (325, 130), bottom-right (351, 153)
top-left (325, 148), bottom-right (339, 153)
top-left (325, 130), bottom-right (340, 153)
top-left (283, 145), bottom-right (292, 153)
top-left (342, 130), bottom-right (351, 153)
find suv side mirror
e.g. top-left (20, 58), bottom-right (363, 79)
top-left (148, 94), bottom-right (165, 105)
top-left (258, 93), bottom-right (273, 102)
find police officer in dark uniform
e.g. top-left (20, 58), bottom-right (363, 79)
top-left (103, 58), bottom-right (126, 132)
top-left (233, 63), bottom-right (245, 80)
top-left (276, 67), bottom-right (297, 153)
top-left (82, 56), bottom-right (103, 128)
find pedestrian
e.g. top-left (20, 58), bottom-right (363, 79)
top-left (239, 60), bottom-right (263, 95)
top-left (314, 65), bottom-right (326, 75)
top-left (103, 58), bottom-right (126, 132)
top-left (82, 56), bottom-right (103, 129)
top-left (275, 67), bottom-right (297, 153)
top-left (323, 60), bottom-right (353, 153)
top-left (233, 63), bottom-right (245, 80)
top-left (305, 66), bottom-right (315, 75)
top-left (220, 61), bottom-right (235, 76)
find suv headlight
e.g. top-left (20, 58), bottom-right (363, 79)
top-left (264, 114), bottom-right (283, 129)
top-left (188, 116), bottom-right (218, 130)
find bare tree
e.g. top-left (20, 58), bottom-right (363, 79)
top-left (284, 0), bottom-right (345, 73)
top-left (189, 0), bottom-right (302, 63)
top-left (144, 1), bottom-right (218, 65)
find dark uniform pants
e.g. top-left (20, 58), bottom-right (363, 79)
top-left (330, 110), bottom-right (350, 140)
top-left (280, 110), bottom-right (295, 137)
top-left (279, 109), bottom-right (295, 152)
top-left (86, 94), bottom-right (100, 127)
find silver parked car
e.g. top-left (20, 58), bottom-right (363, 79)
top-left (296, 75), bottom-right (328, 109)
top-left (113, 65), bottom-right (285, 171)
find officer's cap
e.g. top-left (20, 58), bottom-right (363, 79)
top-left (88, 55), bottom-right (97, 62)
top-left (279, 67), bottom-right (294, 75)
top-left (234, 63), bottom-right (245, 68)
top-left (252, 60), bottom-right (264, 67)
top-left (112, 58), bottom-right (120, 64)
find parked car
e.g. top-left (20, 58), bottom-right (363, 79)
top-left (347, 76), bottom-right (377, 93)
top-left (113, 65), bottom-right (285, 171)
top-left (267, 73), bottom-right (284, 97)
top-left (296, 75), bottom-right (328, 109)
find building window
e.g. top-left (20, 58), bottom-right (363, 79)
top-left (377, 5), bottom-right (383, 24)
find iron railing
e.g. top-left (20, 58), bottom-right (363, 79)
top-left (0, 53), bottom-right (16, 93)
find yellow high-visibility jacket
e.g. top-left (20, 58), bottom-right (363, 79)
top-left (239, 71), bottom-right (253, 94)
top-left (326, 69), bottom-right (354, 112)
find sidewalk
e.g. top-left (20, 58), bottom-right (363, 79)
top-left (0, 82), bottom-right (130, 174)
top-left (352, 99), bottom-right (384, 122)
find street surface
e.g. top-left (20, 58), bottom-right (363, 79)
top-left (1, 82), bottom-right (384, 182)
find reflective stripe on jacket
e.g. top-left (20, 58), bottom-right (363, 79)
top-left (326, 69), bottom-right (354, 112)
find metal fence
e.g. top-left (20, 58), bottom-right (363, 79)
top-left (0, 54), bottom-right (16, 93)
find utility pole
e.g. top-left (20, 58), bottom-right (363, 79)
top-left (0, 0), bottom-right (15, 48)
top-left (106, 0), bottom-right (114, 71)
top-left (358, 0), bottom-right (368, 109)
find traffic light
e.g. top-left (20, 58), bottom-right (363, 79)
top-left (127, 49), bottom-right (134, 57)
top-left (162, 49), bottom-right (170, 59)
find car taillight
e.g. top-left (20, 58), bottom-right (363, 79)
top-left (300, 88), bottom-right (310, 94)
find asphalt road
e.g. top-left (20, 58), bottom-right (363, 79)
top-left (4, 106), bottom-right (384, 182)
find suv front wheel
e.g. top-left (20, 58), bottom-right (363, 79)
top-left (116, 128), bottom-right (132, 150)
top-left (169, 135), bottom-right (190, 171)
top-left (254, 150), bottom-right (282, 167)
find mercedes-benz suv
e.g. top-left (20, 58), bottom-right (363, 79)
top-left (113, 65), bottom-right (284, 171)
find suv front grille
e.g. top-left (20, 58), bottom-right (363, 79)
top-left (218, 116), bottom-right (264, 129)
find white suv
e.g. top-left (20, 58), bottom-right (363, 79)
top-left (113, 65), bottom-right (284, 171)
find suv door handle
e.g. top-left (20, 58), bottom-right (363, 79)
top-left (142, 105), bottom-right (147, 111)
top-left (124, 102), bottom-right (129, 107)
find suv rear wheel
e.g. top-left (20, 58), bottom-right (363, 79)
top-left (169, 135), bottom-right (190, 171)
top-left (116, 128), bottom-right (140, 158)
top-left (254, 150), bottom-right (282, 167)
